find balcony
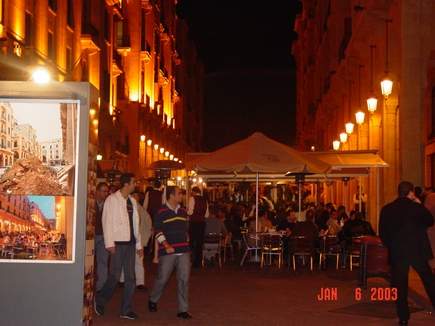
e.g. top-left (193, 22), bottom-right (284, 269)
top-left (81, 24), bottom-right (100, 53)
top-left (140, 40), bottom-right (152, 63)
top-left (159, 67), bottom-right (169, 86)
top-left (116, 34), bottom-right (131, 56)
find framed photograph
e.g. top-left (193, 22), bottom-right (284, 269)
top-left (0, 99), bottom-right (80, 263)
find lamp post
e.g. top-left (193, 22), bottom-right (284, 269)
top-left (367, 45), bottom-right (378, 113)
top-left (339, 132), bottom-right (348, 150)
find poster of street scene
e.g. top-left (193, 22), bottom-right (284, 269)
top-left (0, 195), bottom-right (74, 261)
top-left (0, 101), bottom-right (77, 196)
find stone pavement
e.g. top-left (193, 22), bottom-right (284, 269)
top-left (94, 261), bottom-right (434, 326)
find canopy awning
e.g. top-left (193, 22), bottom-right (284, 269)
top-left (187, 150), bottom-right (387, 182)
top-left (187, 132), bottom-right (330, 175)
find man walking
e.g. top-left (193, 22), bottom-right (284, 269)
top-left (149, 186), bottom-right (192, 319)
top-left (94, 182), bottom-right (109, 291)
top-left (95, 173), bottom-right (143, 320)
top-left (188, 186), bottom-right (209, 268)
top-left (379, 181), bottom-right (435, 325)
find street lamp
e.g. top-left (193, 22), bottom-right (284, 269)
top-left (367, 45), bottom-right (378, 113)
top-left (345, 122), bottom-right (354, 134)
top-left (160, 147), bottom-right (165, 154)
top-left (367, 96), bottom-right (378, 113)
top-left (153, 144), bottom-right (158, 150)
top-left (31, 67), bottom-right (51, 84)
top-left (140, 135), bottom-right (146, 142)
top-left (332, 140), bottom-right (340, 151)
top-left (355, 111), bottom-right (365, 125)
top-left (381, 19), bottom-right (393, 98)
top-left (380, 77), bottom-right (393, 98)
top-left (169, 154), bottom-right (174, 160)
top-left (147, 139), bottom-right (152, 146)
top-left (164, 151), bottom-right (169, 158)
top-left (339, 132), bottom-right (348, 143)
top-left (96, 154), bottom-right (103, 161)
top-left (174, 157), bottom-right (179, 162)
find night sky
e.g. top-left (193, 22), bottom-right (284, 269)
top-left (177, 0), bottom-right (301, 151)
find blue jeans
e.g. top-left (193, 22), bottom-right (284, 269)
top-left (94, 235), bottom-right (109, 291)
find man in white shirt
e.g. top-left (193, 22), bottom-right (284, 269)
top-left (95, 173), bottom-right (143, 320)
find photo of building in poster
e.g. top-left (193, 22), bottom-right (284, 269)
top-left (0, 101), bottom-right (78, 262)
top-left (0, 102), bottom-right (76, 196)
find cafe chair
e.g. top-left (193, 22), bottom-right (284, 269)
top-left (240, 232), bottom-right (260, 266)
top-left (289, 235), bottom-right (315, 271)
top-left (202, 233), bottom-right (222, 268)
top-left (349, 237), bottom-right (362, 271)
top-left (319, 235), bottom-right (340, 270)
top-left (260, 234), bottom-right (283, 268)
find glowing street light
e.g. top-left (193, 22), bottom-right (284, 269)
top-left (160, 147), bottom-right (165, 154)
top-left (174, 157), bottom-right (179, 162)
top-left (164, 151), bottom-right (169, 157)
top-left (380, 77), bottom-right (393, 98)
top-left (154, 144), bottom-right (159, 150)
top-left (31, 67), bottom-right (51, 84)
top-left (345, 122), bottom-right (354, 134)
top-left (332, 140), bottom-right (340, 151)
top-left (339, 132), bottom-right (348, 143)
top-left (140, 135), bottom-right (146, 142)
top-left (169, 154), bottom-right (174, 160)
top-left (147, 139), bottom-right (152, 146)
top-left (355, 111), bottom-right (365, 125)
top-left (366, 96), bottom-right (378, 113)
top-left (96, 154), bottom-right (103, 161)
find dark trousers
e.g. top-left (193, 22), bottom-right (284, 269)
top-left (189, 222), bottom-right (205, 267)
top-left (391, 258), bottom-right (435, 321)
top-left (96, 244), bottom-right (136, 314)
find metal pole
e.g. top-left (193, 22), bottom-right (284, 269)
top-left (298, 181), bottom-right (302, 220)
top-left (376, 168), bottom-right (380, 232)
top-left (359, 176), bottom-right (363, 213)
top-left (255, 172), bottom-right (259, 260)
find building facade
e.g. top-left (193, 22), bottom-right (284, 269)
top-left (41, 139), bottom-right (63, 165)
top-left (0, 103), bottom-right (14, 167)
top-left (0, 0), bottom-right (204, 180)
top-left (12, 124), bottom-right (41, 161)
top-left (293, 0), bottom-right (435, 227)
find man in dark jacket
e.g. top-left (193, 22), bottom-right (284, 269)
top-left (187, 186), bottom-right (209, 268)
top-left (379, 181), bottom-right (435, 325)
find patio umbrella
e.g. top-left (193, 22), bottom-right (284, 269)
top-left (190, 132), bottom-right (330, 259)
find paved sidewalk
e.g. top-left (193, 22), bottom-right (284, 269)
top-left (94, 263), bottom-right (434, 326)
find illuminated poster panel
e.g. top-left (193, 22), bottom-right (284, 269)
top-left (0, 100), bottom-right (79, 263)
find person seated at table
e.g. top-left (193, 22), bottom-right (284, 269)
top-left (205, 205), bottom-right (228, 237)
top-left (326, 209), bottom-right (342, 236)
top-left (338, 211), bottom-right (375, 247)
top-left (292, 209), bottom-right (319, 240)
top-left (277, 208), bottom-right (298, 236)
top-left (337, 205), bottom-right (349, 226)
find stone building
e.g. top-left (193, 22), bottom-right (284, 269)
top-left (293, 0), bottom-right (435, 227)
top-left (0, 0), bottom-right (204, 179)
top-left (12, 124), bottom-right (41, 161)
top-left (41, 138), bottom-right (63, 165)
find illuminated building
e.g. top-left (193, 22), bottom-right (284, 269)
top-left (0, 0), bottom-right (204, 179)
top-left (293, 0), bottom-right (435, 227)
top-left (41, 139), bottom-right (63, 165)
top-left (12, 124), bottom-right (41, 161)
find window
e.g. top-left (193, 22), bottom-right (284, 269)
top-left (141, 9), bottom-right (146, 51)
top-left (67, 0), bottom-right (74, 28)
top-left (48, 0), bottom-right (57, 12)
top-left (48, 31), bottom-right (55, 61)
top-left (25, 12), bottom-right (33, 46)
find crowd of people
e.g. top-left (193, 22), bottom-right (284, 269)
top-left (0, 230), bottom-right (66, 259)
top-left (92, 174), bottom-right (435, 325)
